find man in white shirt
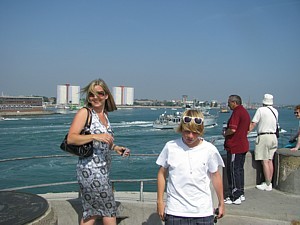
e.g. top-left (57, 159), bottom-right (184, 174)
top-left (249, 94), bottom-right (278, 191)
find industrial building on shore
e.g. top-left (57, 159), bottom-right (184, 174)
top-left (56, 84), bottom-right (134, 107)
top-left (0, 96), bottom-right (43, 111)
top-left (0, 84), bottom-right (134, 116)
top-left (56, 84), bottom-right (80, 107)
top-left (113, 86), bottom-right (134, 106)
top-left (0, 96), bottom-right (55, 116)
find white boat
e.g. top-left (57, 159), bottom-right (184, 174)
top-left (220, 107), bottom-right (230, 113)
top-left (153, 110), bottom-right (218, 129)
top-left (222, 122), bottom-right (287, 138)
top-left (246, 130), bottom-right (288, 138)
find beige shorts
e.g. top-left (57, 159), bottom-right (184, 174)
top-left (254, 134), bottom-right (278, 160)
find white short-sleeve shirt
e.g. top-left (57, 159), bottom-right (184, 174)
top-left (156, 138), bottom-right (224, 217)
top-left (252, 106), bottom-right (278, 133)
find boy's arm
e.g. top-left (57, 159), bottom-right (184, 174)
top-left (157, 166), bottom-right (167, 221)
top-left (211, 170), bottom-right (225, 219)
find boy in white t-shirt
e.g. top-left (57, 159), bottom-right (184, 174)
top-left (156, 109), bottom-right (225, 225)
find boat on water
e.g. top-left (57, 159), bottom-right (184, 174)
top-left (153, 110), bottom-right (218, 129)
top-left (248, 128), bottom-right (287, 138)
top-left (221, 122), bottom-right (287, 139)
top-left (220, 107), bottom-right (230, 113)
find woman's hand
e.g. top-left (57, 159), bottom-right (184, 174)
top-left (93, 133), bottom-right (114, 145)
top-left (113, 145), bottom-right (131, 157)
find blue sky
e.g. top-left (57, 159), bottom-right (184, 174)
top-left (0, 0), bottom-right (299, 105)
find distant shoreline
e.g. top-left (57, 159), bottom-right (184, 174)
top-left (0, 106), bottom-right (183, 117)
top-left (0, 106), bottom-right (180, 117)
top-left (0, 110), bottom-right (57, 117)
top-left (0, 105), bottom-right (225, 117)
top-left (117, 105), bottom-right (183, 109)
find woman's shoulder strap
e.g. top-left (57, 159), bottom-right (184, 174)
top-left (82, 107), bottom-right (92, 127)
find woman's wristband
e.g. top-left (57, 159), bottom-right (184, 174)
top-left (111, 144), bottom-right (116, 151)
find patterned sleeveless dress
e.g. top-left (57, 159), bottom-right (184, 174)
top-left (76, 109), bottom-right (117, 220)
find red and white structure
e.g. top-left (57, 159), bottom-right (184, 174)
top-left (56, 84), bottom-right (80, 105)
top-left (113, 86), bottom-right (134, 106)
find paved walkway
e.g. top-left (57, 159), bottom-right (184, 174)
top-left (40, 187), bottom-right (300, 225)
top-left (221, 187), bottom-right (300, 225)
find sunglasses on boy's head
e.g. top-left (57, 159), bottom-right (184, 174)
top-left (182, 116), bottom-right (203, 125)
top-left (88, 91), bottom-right (106, 97)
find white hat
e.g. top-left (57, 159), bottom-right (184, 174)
top-left (262, 94), bottom-right (273, 105)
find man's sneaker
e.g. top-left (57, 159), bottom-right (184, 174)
top-left (265, 183), bottom-right (272, 191)
top-left (224, 197), bottom-right (232, 204)
top-left (240, 195), bottom-right (245, 201)
top-left (224, 197), bottom-right (241, 205)
top-left (256, 182), bottom-right (272, 191)
top-left (232, 198), bottom-right (242, 205)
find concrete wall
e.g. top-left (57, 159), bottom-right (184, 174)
top-left (222, 151), bottom-right (263, 193)
top-left (42, 148), bottom-right (300, 225)
top-left (213, 148), bottom-right (300, 206)
top-left (274, 148), bottom-right (300, 195)
top-left (222, 149), bottom-right (300, 195)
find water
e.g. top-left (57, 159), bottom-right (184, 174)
top-left (0, 107), bottom-right (297, 194)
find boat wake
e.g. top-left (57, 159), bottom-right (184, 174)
top-left (111, 121), bottom-right (153, 128)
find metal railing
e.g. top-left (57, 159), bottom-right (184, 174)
top-left (0, 154), bottom-right (159, 202)
top-left (0, 133), bottom-right (294, 201)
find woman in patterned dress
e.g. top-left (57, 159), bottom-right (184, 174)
top-left (67, 79), bottom-right (130, 225)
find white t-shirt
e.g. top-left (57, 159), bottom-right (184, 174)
top-left (156, 138), bottom-right (224, 217)
top-left (252, 106), bottom-right (278, 133)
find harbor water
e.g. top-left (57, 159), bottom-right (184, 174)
top-left (0, 107), bottom-right (297, 194)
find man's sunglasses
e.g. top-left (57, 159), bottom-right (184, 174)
top-left (88, 91), bottom-right (106, 97)
top-left (214, 208), bottom-right (219, 224)
top-left (294, 111), bottom-right (299, 115)
top-left (182, 116), bottom-right (203, 125)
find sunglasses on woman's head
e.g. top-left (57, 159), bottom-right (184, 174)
top-left (88, 91), bottom-right (106, 98)
top-left (182, 116), bottom-right (203, 125)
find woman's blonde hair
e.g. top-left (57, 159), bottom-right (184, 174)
top-left (176, 109), bottom-right (204, 135)
top-left (81, 78), bottom-right (117, 112)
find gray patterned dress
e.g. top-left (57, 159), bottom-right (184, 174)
top-left (76, 109), bottom-right (117, 220)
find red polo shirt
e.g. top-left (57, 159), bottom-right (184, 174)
top-left (224, 105), bottom-right (250, 154)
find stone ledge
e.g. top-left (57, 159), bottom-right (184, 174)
top-left (0, 191), bottom-right (56, 225)
top-left (29, 204), bottom-right (57, 225)
top-left (274, 148), bottom-right (300, 195)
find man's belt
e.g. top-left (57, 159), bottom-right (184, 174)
top-left (257, 132), bottom-right (275, 136)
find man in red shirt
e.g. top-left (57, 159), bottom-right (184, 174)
top-left (223, 95), bottom-right (250, 205)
